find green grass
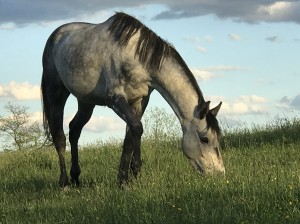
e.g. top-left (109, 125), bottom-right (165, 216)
top-left (0, 116), bottom-right (300, 223)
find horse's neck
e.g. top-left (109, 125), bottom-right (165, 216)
top-left (152, 60), bottom-right (201, 124)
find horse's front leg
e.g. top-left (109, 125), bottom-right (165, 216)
top-left (119, 126), bottom-right (135, 185)
top-left (120, 125), bottom-right (142, 187)
top-left (69, 101), bottom-right (95, 186)
top-left (130, 94), bottom-right (151, 178)
top-left (122, 125), bottom-right (142, 180)
top-left (108, 95), bottom-right (143, 187)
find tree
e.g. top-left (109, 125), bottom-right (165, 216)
top-left (0, 102), bottom-right (49, 150)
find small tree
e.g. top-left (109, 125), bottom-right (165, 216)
top-left (0, 102), bottom-right (48, 150)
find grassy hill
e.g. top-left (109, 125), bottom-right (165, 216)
top-left (0, 111), bottom-right (300, 223)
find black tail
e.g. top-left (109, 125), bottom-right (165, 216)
top-left (41, 25), bottom-right (70, 143)
top-left (41, 72), bottom-right (52, 142)
top-left (41, 33), bottom-right (56, 143)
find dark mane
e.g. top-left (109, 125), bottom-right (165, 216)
top-left (109, 12), bottom-right (171, 71)
top-left (108, 12), bottom-right (204, 101)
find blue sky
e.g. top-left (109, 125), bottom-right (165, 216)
top-left (0, 1), bottom-right (300, 144)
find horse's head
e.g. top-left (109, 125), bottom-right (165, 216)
top-left (182, 101), bottom-right (225, 176)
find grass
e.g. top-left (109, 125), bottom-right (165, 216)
top-left (0, 112), bottom-right (300, 223)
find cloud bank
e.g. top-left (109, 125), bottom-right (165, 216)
top-left (278, 94), bottom-right (300, 110)
top-left (1, 1), bottom-right (300, 28)
top-left (0, 82), bottom-right (40, 100)
top-left (191, 65), bottom-right (245, 81)
top-left (153, 0), bottom-right (300, 24)
top-left (64, 113), bottom-right (125, 133)
top-left (208, 95), bottom-right (268, 116)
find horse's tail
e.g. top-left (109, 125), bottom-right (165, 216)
top-left (41, 34), bottom-right (55, 142)
top-left (41, 71), bottom-right (52, 142)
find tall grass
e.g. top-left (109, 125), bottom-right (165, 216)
top-left (221, 117), bottom-right (300, 149)
top-left (0, 109), bottom-right (299, 223)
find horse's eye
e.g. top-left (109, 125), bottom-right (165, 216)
top-left (200, 136), bottom-right (209, 144)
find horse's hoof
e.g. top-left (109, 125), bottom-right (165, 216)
top-left (118, 174), bottom-right (129, 189)
top-left (119, 180), bottom-right (129, 190)
top-left (59, 176), bottom-right (70, 188)
top-left (71, 178), bottom-right (80, 187)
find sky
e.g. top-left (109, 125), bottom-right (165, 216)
top-left (0, 0), bottom-right (300, 144)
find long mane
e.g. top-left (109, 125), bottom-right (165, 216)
top-left (108, 12), bottom-right (205, 102)
top-left (109, 12), bottom-right (172, 71)
top-left (109, 13), bottom-right (222, 137)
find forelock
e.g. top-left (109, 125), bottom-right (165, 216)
top-left (206, 111), bottom-right (221, 137)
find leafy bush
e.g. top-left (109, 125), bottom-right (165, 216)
top-left (0, 102), bottom-right (49, 151)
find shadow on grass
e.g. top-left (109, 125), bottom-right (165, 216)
top-left (3, 184), bottom-right (299, 224)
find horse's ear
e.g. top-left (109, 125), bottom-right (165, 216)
top-left (199, 101), bottom-right (210, 119)
top-left (210, 102), bottom-right (222, 117)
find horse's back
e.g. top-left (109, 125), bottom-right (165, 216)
top-left (44, 21), bottom-right (113, 105)
top-left (44, 16), bottom-right (150, 106)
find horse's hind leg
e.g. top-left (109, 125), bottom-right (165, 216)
top-left (53, 106), bottom-right (69, 188)
top-left (46, 81), bottom-right (70, 187)
top-left (69, 101), bottom-right (95, 186)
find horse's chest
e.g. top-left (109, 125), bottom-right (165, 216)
top-left (123, 81), bottom-right (149, 100)
top-left (112, 62), bottom-right (150, 100)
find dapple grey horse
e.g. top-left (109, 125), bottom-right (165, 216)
top-left (41, 12), bottom-right (225, 188)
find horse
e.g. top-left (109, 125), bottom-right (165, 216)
top-left (41, 12), bottom-right (225, 188)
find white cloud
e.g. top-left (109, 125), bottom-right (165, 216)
top-left (258, 1), bottom-right (293, 16)
top-left (64, 113), bottom-right (125, 133)
top-left (239, 95), bottom-right (267, 104)
top-left (228, 34), bottom-right (241, 41)
top-left (0, 22), bottom-right (17, 30)
top-left (203, 65), bottom-right (245, 72)
top-left (2, 1), bottom-right (300, 28)
top-left (191, 65), bottom-right (245, 81)
top-left (196, 45), bottom-right (206, 53)
top-left (191, 69), bottom-right (215, 81)
top-left (208, 95), bottom-right (268, 116)
top-left (184, 35), bottom-right (213, 44)
top-left (278, 94), bottom-right (300, 110)
top-left (232, 102), bottom-right (249, 114)
top-left (255, 1), bottom-right (300, 23)
top-left (30, 111), bottom-right (43, 123)
top-left (183, 36), bottom-right (201, 43)
top-left (205, 35), bottom-right (213, 43)
top-left (0, 82), bottom-right (40, 100)
top-left (153, 1), bottom-right (300, 24)
top-left (85, 115), bottom-right (125, 133)
top-left (183, 36), bottom-right (211, 53)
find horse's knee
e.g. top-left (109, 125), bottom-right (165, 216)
top-left (69, 129), bottom-right (79, 144)
top-left (69, 120), bottom-right (82, 145)
top-left (53, 131), bottom-right (66, 151)
top-left (132, 121), bottom-right (143, 137)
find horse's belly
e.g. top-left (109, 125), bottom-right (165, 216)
top-left (61, 71), bottom-right (107, 105)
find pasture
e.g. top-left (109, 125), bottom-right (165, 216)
top-left (0, 110), bottom-right (300, 223)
